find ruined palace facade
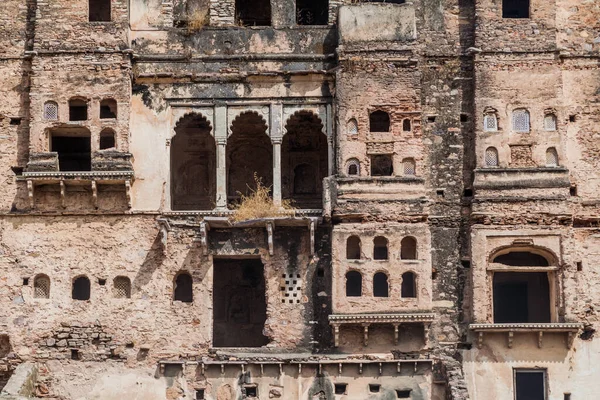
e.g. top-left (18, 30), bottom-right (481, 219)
top-left (0, 0), bottom-right (599, 399)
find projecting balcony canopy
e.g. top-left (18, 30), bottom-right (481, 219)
top-left (470, 323), bottom-right (583, 349)
top-left (473, 167), bottom-right (570, 191)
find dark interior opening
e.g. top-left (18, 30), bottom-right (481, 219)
top-left (402, 119), bottom-right (411, 131)
top-left (227, 112), bottom-right (272, 205)
top-left (89, 0), bottom-right (111, 22)
top-left (334, 384), bottom-right (347, 395)
top-left (493, 272), bottom-right (551, 323)
top-left (515, 370), bottom-right (545, 400)
top-left (502, 0), bottom-right (529, 18)
top-left (213, 258), bottom-right (269, 347)
top-left (346, 236), bottom-right (361, 260)
top-left (244, 386), bottom-right (257, 398)
top-left (401, 272), bottom-right (416, 298)
top-left (69, 99), bottom-right (88, 121)
top-left (348, 164), bottom-right (358, 175)
top-left (369, 110), bottom-right (390, 132)
top-left (373, 236), bottom-right (388, 260)
top-left (396, 389), bottom-right (412, 398)
top-left (195, 389), bottom-right (205, 400)
top-left (493, 251), bottom-right (550, 266)
top-left (72, 276), bottom-right (91, 300)
top-left (371, 154), bottom-right (393, 176)
top-left (174, 272), bottom-right (193, 303)
top-left (100, 129), bottom-right (116, 150)
top-left (345, 271), bottom-right (362, 297)
top-left (296, 0), bottom-right (329, 25)
top-left (70, 349), bottom-right (81, 360)
top-left (0, 335), bottom-right (11, 358)
top-left (369, 384), bottom-right (381, 393)
top-left (100, 99), bottom-right (117, 119)
top-left (400, 237), bottom-right (417, 260)
top-left (172, 113), bottom-right (216, 210)
top-left (363, 0), bottom-right (406, 3)
top-left (373, 273), bottom-right (389, 297)
top-left (52, 134), bottom-right (92, 171)
top-left (235, 0), bottom-right (271, 26)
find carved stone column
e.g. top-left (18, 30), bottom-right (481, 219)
top-left (215, 105), bottom-right (228, 209)
top-left (270, 103), bottom-right (283, 207)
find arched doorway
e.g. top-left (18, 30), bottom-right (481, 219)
top-left (227, 112), bottom-right (273, 204)
top-left (171, 113), bottom-right (216, 210)
top-left (282, 111), bottom-right (328, 208)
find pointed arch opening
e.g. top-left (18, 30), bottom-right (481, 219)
top-left (34, 274), bottom-right (50, 299)
top-left (227, 112), bottom-right (272, 205)
top-left (400, 237), bottom-right (417, 260)
top-left (373, 236), bottom-right (389, 260)
top-left (72, 276), bottom-right (91, 301)
top-left (401, 272), bottom-right (416, 298)
top-left (346, 235), bottom-right (361, 260)
top-left (346, 271), bottom-right (362, 297)
top-left (171, 113), bottom-right (216, 210)
top-left (282, 111), bottom-right (328, 208)
top-left (174, 272), bottom-right (193, 303)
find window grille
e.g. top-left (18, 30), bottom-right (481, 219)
top-left (544, 114), bottom-right (557, 131)
top-left (512, 109), bottom-right (530, 132)
top-left (34, 275), bottom-right (50, 299)
top-left (483, 114), bottom-right (497, 132)
top-left (113, 276), bottom-right (131, 299)
top-left (280, 273), bottom-right (302, 304)
top-left (44, 102), bottom-right (58, 120)
top-left (545, 148), bottom-right (558, 167)
top-left (347, 119), bottom-right (358, 135)
top-left (485, 147), bottom-right (499, 167)
top-left (346, 159), bottom-right (360, 176)
top-left (403, 158), bottom-right (416, 176)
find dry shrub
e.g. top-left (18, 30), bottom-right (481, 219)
top-left (231, 174), bottom-right (295, 222)
top-left (187, 9), bottom-right (209, 33)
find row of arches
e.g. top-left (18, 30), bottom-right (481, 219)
top-left (347, 112), bottom-right (413, 135)
top-left (484, 147), bottom-right (559, 167)
top-left (171, 111), bottom-right (328, 210)
top-left (345, 271), bottom-right (417, 298)
top-left (483, 108), bottom-right (558, 133)
top-left (346, 236), bottom-right (418, 260)
top-left (32, 275), bottom-right (131, 300)
top-left (345, 157), bottom-right (416, 177)
top-left (44, 98), bottom-right (117, 122)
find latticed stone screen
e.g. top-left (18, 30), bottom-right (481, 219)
top-left (485, 147), bottom-right (498, 167)
top-left (34, 275), bottom-right (50, 299)
top-left (44, 102), bottom-right (58, 120)
top-left (113, 277), bottom-right (131, 299)
top-left (483, 114), bottom-right (497, 131)
top-left (546, 148), bottom-right (558, 167)
top-left (280, 273), bottom-right (302, 304)
top-left (403, 159), bottom-right (416, 175)
top-left (347, 119), bottom-right (358, 135)
top-left (544, 114), bottom-right (557, 131)
top-left (512, 110), bottom-right (530, 132)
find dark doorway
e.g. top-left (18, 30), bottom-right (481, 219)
top-left (213, 259), bottom-right (269, 347)
top-left (51, 134), bottom-right (91, 171)
top-left (89, 0), bottom-right (111, 22)
top-left (174, 272), bottom-right (193, 303)
top-left (515, 370), bottom-right (546, 400)
top-left (493, 272), bottom-right (551, 323)
top-left (171, 113), bottom-right (216, 210)
top-left (345, 271), bottom-right (362, 297)
top-left (401, 272), bottom-right (416, 298)
top-left (371, 154), bottom-right (393, 176)
top-left (72, 276), bottom-right (91, 300)
top-left (296, 0), bottom-right (329, 25)
top-left (503, 0), bottom-right (529, 18)
top-left (235, 0), bottom-right (271, 26)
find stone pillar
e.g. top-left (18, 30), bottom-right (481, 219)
top-left (270, 103), bottom-right (283, 207)
top-left (214, 105), bottom-right (228, 209)
top-left (326, 103), bottom-right (334, 176)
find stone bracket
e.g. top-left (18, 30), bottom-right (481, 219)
top-left (470, 323), bottom-right (583, 350)
top-left (266, 221), bottom-right (274, 256)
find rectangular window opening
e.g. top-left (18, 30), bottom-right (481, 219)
top-left (235, 0), bottom-right (271, 26)
top-left (51, 133), bottom-right (92, 172)
top-left (70, 349), bottom-right (81, 360)
top-left (296, 0), bottom-right (329, 25)
top-left (334, 383), bottom-right (347, 395)
top-left (89, 0), bottom-right (111, 22)
top-left (244, 386), bottom-right (257, 398)
top-left (369, 384), bottom-right (381, 393)
top-left (195, 389), bottom-right (205, 400)
top-left (502, 0), bottom-right (530, 18)
top-left (396, 389), bottom-right (412, 398)
top-left (515, 369), bottom-right (546, 400)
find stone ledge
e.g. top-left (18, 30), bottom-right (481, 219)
top-left (473, 167), bottom-right (570, 190)
top-left (470, 323), bottom-right (583, 349)
top-left (329, 313), bottom-right (435, 324)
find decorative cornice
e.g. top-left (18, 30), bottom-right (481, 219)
top-left (329, 313), bottom-right (435, 325)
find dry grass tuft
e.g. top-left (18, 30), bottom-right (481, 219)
top-left (187, 9), bottom-right (209, 33)
top-left (231, 174), bottom-right (295, 222)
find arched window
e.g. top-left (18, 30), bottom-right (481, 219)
top-left (100, 99), bottom-right (117, 119)
top-left (346, 158), bottom-right (360, 176)
top-left (402, 119), bottom-right (411, 132)
top-left (347, 118), bottom-right (358, 135)
top-left (89, 0), bottom-right (111, 22)
top-left (485, 147), bottom-right (499, 167)
top-left (34, 274), bottom-right (50, 299)
top-left (512, 109), bottom-right (530, 132)
top-left (69, 98), bottom-right (88, 121)
top-left (43, 101), bottom-right (58, 121)
top-left (373, 272), bottom-right (389, 297)
top-left (346, 236), bottom-right (361, 260)
top-left (400, 237), bottom-right (417, 260)
top-left (545, 147), bottom-right (558, 167)
top-left (373, 236), bottom-right (388, 260)
top-left (345, 271), bottom-right (362, 297)
top-left (72, 276), bottom-right (91, 300)
top-left (401, 272), bottom-right (416, 298)
top-left (483, 113), bottom-right (498, 132)
top-left (402, 158), bottom-right (416, 176)
top-left (99, 128), bottom-right (116, 150)
top-left (174, 272), bottom-right (193, 303)
top-left (369, 110), bottom-right (390, 132)
top-left (113, 276), bottom-right (131, 299)
top-left (492, 251), bottom-right (551, 267)
top-left (544, 114), bottom-right (557, 131)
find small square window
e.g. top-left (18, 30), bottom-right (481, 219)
top-left (396, 389), bottom-right (412, 398)
top-left (244, 386), bottom-right (257, 398)
top-left (335, 383), bottom-right (347, 395)
top-left (22, 278), bottom-right (29, 286)
top-left (369, 384), bottom-right (381, 393)
top-left (195, 389), bottom-right (205, 399)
